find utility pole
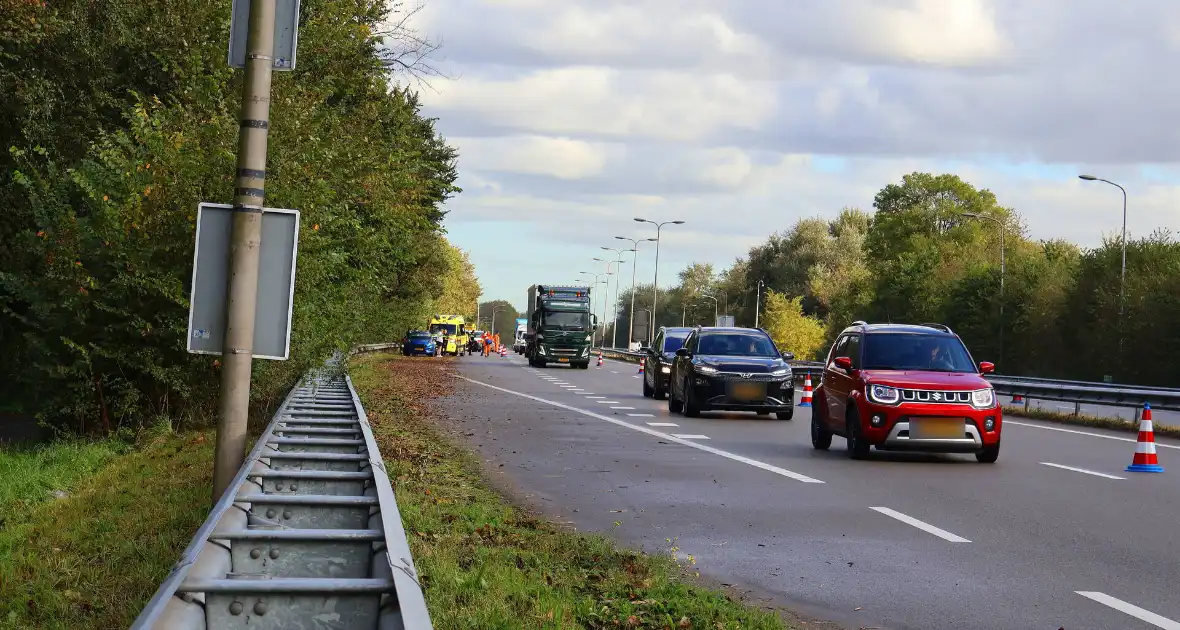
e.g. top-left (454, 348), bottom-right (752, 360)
top-left (213, 0), bottom-right (277, 503)
top-left (754, 279), bottom-right (764, 327)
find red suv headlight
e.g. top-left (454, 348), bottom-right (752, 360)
top-left (867, 384), bottom-right (901, 405)
top-left (971, 388), bottom-right (996, 409)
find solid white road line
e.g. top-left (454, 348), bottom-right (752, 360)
top-left (459, 376), bottom-right (824, 484)
top-left (1075, 592), bottom-right (1180, 630)
top-left (1007, 420), bottom-right (1180, 450)
top-left (869, 507), bottom-right (971, 543)
top-left (672, 434), bottom-right (710, 440)
top-left (1040, 462), bottom-right (1125, 480)
top-left (647, 422), bottom-right (677, 426)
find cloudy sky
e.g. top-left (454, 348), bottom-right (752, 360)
top-left (408, 0), bottom-right (1180, 309)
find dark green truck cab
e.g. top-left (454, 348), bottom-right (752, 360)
top-left (525, 284), bottom-right (596, 369)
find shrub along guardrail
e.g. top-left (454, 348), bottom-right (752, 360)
top-left (598, 347), bottom-right (1180, 421)
top-left (130, 346), bottom-right (430, 630)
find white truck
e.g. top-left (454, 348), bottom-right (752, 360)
top-left (513, 319), bottom-right (527, 354)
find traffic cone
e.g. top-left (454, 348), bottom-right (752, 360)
top-left (799, 373), bottom-right (813, 407)
top-left (1126, 403), bottom-right (1164, 473)
top-left (1012, 393), bottom-right (1024, 404)
top-left (637, 361), bottom-right (644, 375)
top-left (597, 353), bottom-right (604, 368)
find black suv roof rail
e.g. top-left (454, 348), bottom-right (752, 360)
top-left (919, 322), bottom-right (953, 334)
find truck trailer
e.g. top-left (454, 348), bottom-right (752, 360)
top-left (525, 285), bottom-right (596, 368)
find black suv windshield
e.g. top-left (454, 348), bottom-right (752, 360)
top-left (697, 332), bottom-right (779, 357)
top-left (863, 333), bottom-right (976, 372)
top-left (663, 334), bottom-right (688, 353)
top-left (542, 310), bottom-right (589, 331)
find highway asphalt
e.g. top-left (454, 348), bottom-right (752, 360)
top-left (442, 353), bottom-right (1180, 630)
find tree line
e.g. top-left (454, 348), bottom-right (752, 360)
top-left (0, 0), bottom-right (479, 434)
top-left (611, 172), bottom-right (1176, 386)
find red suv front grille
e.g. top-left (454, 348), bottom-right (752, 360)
top-left (899, 389), bottom-right (972, 404)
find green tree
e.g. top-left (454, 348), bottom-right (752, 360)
top-left (761, 290), bottom-right (827, 360)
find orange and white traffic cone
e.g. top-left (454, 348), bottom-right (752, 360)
top-left (1126, 403), bottom-right (1164, 473)
top-left (799, 373), bottom-right (813, 407)
top-left (637, 361), bottom-right (644, 375)
top-left (597, 353), bottom-right (604, 368)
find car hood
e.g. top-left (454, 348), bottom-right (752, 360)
top-left (860, 369), bottom-right (989, 390)
top-left (695, 355), bottom-right (786, 374)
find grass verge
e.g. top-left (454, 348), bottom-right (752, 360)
top-left (350, 352), bottom-right (797, 630)
top-left (0, 429), bottom-right (215, 630)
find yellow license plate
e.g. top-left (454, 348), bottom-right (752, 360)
top-left (730, 382), bottom-right (765, 401)
top-left (558, 358), bottom-right (569, 363)
top-left (911, 417), bottom-right (964, 439)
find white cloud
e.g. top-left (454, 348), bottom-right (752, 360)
top-left (452, 135), bottom-right (616, 179)
top-left (405, 0), bottom-right (1180, 301)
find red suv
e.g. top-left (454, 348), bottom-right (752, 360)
top-left (810, 322), bottom-right (1001, 463)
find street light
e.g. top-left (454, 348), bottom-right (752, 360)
top-left (961, 212), bottom-right (1006, 366)
top-left (634, 218), bottom-right (686, 343)
top-left (615, 236), bottom-right (657, 349)
top-left (599, 248), bottom-right (633, 349)
top-left (754, 279), bottom-right (765, 327)
top-left (1078, 174), bottom-right (1128, 328)
top-left (579, 271), bottom-right (610, 345)
top-left (593, 256), bottom-right (625, 348)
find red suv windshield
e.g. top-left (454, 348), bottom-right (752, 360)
top-left (862, 333), bottom-right (976, 373)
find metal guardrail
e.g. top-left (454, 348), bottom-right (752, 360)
top-left (130, 355), bottom-right (431, 630)
top-left (986, 374), bottom-right (1180, 414)
top-left (598, 347), bottom-right (1180, 417)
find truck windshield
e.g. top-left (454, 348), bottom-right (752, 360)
top-left (862, 333), bottom-right (976, 373)
top-left (542, 310), bottom-right (589, 330)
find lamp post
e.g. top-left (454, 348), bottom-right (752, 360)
top-left (1078, 174), bottom-right (1128, 327)
top-left (598, 249), bottom-right (633, 348)
top-left (614, 236), bottom-right (657, 349)
top-left (961, 212), bottom-right (1006, 366)
top-left (593, 257), bottom-right (624, 348)
top-left (634, 218), bottom-right (685, 343)
top-left (754, 279), bottom-right (765, 327)
top-left (579, 271), bottom-right (610, 345)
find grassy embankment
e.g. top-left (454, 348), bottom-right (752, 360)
top-left (350, 352), bottom-right (799, 630)
top-left (0, 428), bottom-right (215, 629)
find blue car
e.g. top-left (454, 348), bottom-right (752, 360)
top-left (403, 331), bottom-right (436, 357)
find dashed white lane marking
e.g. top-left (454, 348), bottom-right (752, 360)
top-left (459, 376), bottom-right (824, 484)
top-left (1007, 420), bottom-right (1180, 450)
top-left (611, 371), bottom-right (619, 374)
top-left (628, 413), bottom-right (655, 418)
top-left (595, 401), bottom-right (621, 404)
top-left (1075, 592), bottom-right (1180, 630)
top-left (671, 434), bottom-right (710, 440)
top-left (585, 396), bottom-right (605, 399)
top-left (611, 406), bottom-right (635, 410)
top-left (647, 421), bottom-right (677, 426)
top-left (1040, 462), bottom-right (1125, 480)
top-left (869, 507), bottom-right (971, 543)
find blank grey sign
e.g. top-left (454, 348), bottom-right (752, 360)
top-left (227, 0), bottom-right (302, 70)
top-left (187, 203), bottom-right (300, 360)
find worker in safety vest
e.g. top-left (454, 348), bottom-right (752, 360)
top-left (482, 332), bottom-right (492, 356)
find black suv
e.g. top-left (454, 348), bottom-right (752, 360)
top-left (642, 326), bottom-right (693, 400)
top-left (667, 327), bottom-right (796, 419)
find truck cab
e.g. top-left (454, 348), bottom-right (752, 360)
top-left (525, 285), bottom-right (596, 369)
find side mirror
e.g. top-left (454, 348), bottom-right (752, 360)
top-left (781, 352), bottom-right (795, 361)
top-left (834, 356), bottom-right (853, 371)
top-left (979, 361), bottom-right (995, 374)
top-left (591, 314), bottom-right (598, 326)
top-left (676, 347), bottom-right (690, 358)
